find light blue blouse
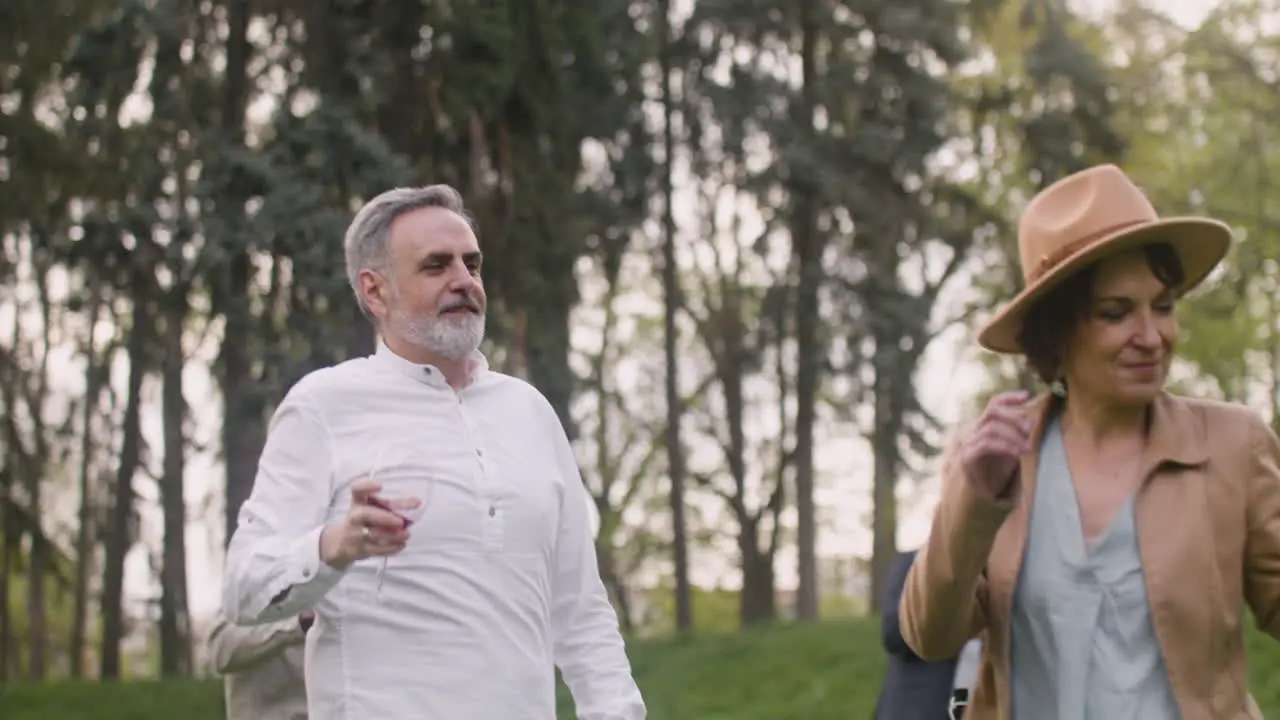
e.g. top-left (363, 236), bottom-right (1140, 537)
top-left (1009, 415), bottom-right (1180, 719)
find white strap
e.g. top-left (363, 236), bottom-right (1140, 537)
top-left (952, 638), bottom-right (983, 693)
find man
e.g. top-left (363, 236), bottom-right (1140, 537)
top-left (206, 610), bottom-right (312, 720)
top-left (875, 549), bottom-right (962, 720)
top-left (221, 185), bottom-right (645, 719)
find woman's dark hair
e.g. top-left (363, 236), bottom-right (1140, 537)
top-left (1016, 242), bottom-right (1186, 384)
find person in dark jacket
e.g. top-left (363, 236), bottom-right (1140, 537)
top-left (875, 549), bottom-right (960, 720)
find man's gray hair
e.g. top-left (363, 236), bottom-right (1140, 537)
top-left (343, 184), bottom-right (473, 316)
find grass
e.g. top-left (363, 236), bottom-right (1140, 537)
top-left (1, 618), bottom-right (1278, 719)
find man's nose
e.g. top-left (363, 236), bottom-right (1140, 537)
top-left (444, 263), bottom-right (478, 291)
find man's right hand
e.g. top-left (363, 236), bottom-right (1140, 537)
top-left (319, 479), bottom-right (412, 570)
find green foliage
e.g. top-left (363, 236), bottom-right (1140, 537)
top-left (0, 678), bottom-right (218, 719)
top-left (1101, 0), bottom-right (1280, 417)
top-left (572, 620), bottom-right (886, 720)
top-left (639, 585), bottom-right (869, 637)
top-left (6, 618), bottom-right (1280, 719)
top-left (641, 585), bottom-right (744, 636)
top-left (1, 567), bottom-right (88, 679)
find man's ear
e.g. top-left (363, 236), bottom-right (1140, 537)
top-left (358, 268), bottom-right (390, 319)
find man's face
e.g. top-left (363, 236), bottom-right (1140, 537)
top-left (359, 206), bottom-right (487, 362)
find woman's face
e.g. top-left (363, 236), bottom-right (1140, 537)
top-left (1060, 249), bottom-right (1179, 406)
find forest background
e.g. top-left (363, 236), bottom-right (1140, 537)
top-left (2, 0), bottom-right (1277, 703)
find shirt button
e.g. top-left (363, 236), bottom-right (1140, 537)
top-left (488, 506), bottom-right (496, 517)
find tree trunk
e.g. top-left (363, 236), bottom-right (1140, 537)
top-left (739, 532), bottom-right (776, 626)
top-left (865, 263), bottom-right (914, 612)
top-left (25, 483), bottom-right (48, 681)
top-left (70, 281), bottom-right (104, 679)
top-left (657, 0), bottom-right (693, 633)
top-left (716, 297), bottom-right (777, 628)
top-left (23, 261), bottom-right (57, 680)
top-left (868, 362), bottom-right (903, 613)
top-left (790, 0), bottom-right (823, 623)
top-left (0, 513), bottom-right (11, 683)
top-left (596, 528), bottom-right (634, 635)
top-left (159, 292), bottom-right (191, 676)
top-left (1, 308), bottom-right (22, 682)
top-left (219, 0), bottom-right (258, 545)
top-left (99, 298), bottom-right (148, 680)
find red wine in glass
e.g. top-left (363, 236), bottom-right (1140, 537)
top-left (366, 495), bottom-right (421, 529)
top-left (365, 439), bottom-right (432, 602)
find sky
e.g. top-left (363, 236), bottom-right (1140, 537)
top-left (6, 0), bottom-right (1223, 654)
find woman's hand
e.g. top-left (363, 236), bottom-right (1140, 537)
top-left (961, 390), bottom-right (1033, 499)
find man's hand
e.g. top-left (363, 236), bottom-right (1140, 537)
top-left (319, 479), bottom-right (413, 570)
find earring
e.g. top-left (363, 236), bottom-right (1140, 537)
top-left (1050, 378), bottom-right (1066, 397)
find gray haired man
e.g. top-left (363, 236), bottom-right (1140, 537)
top-left (220, 185), bottom-right (645, 719)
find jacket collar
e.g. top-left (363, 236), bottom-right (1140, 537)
top-left (1023, 389), bottom-right (1209, 475)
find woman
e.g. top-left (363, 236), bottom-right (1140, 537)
top-left (898, 163), bottom-right (1280, 720)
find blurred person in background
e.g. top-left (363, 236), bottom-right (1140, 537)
top-left (219, 184), bottom-right (644, 720)
top-left (206, 609), bottom-right (311, 720)
top-left (897, 163), bottom-right (1280, 719)
top-left (875, 548), bottom-right (966, 720)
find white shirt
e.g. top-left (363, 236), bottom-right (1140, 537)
top-left (221, 343), bottom-right (645, 720)
top-left (206, 612), bottom-right (308, 720)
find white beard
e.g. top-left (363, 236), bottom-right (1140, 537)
top-left (389, 306), bottom-right (485, 362)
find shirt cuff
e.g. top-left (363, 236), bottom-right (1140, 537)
top-left (291, 524), bottom-right (343, 586)
top-left (252, 526), bottom-right (345, 619)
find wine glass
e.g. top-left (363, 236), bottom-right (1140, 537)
top-left (365, 438), bottom-right (434, 602)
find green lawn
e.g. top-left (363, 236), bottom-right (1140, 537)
top-left (2, 618), bottom-right (1278, 719)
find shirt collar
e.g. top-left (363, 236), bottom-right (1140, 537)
top-left (371, 340), bottom-right (490, 389)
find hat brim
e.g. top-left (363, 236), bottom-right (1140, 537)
top-left (976, 217), bottom-right (1233, 354)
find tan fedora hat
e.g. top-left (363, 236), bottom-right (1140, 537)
top-left (977, 164), bottom-right (1233, 354)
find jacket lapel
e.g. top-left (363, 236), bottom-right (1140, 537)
top-left (1134, 393), bottom-right (1211, 711)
